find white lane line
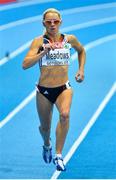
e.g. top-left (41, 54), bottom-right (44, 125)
top-left (0, 2), bottom-right (116, 31)
top-left (61, 2), bottom-right (116, 15)
top-left (0, 0), bottom-right (60, 11)
top-left (0, 15), bottom-right (42, 31)
top-left (0, 40), bottom-right (32, 66)
top-left (0, 17), bottom-right (116, 66)
top-left (85, 34), bottom-right (116, 51)
top-left (71, 34), bottom-right (116, 61)
top-left (61, 16), bottom-right (116, 33)
top-left (51, 82), bottom-right (116, 179)
top-left (0, 90), bottom-right (36, 128)
top-left (0, 34), bottom-right (116, 129)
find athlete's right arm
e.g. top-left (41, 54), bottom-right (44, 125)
top-left (22, 37), bottom-right (50, 69)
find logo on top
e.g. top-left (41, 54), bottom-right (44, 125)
top-left (44, 42), bottom-right (71, 49)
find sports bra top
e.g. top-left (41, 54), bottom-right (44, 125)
top-left (38, 34), bottom-right (71, 67)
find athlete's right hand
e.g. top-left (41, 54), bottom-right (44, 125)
top-left (43, 43), bottom-right (55, 53)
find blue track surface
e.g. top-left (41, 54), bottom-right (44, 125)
top-left (59, 93), bottom-right (116, 179)
top-left (1, 0), bottom-right (116, 25)
top-left (0, 0), bottom-right (116, 179)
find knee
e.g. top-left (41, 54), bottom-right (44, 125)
top-left (60, 110), bottom-right (70, 123)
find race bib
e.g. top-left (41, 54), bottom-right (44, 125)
top-left (39, 42), bottom-right (71, 66)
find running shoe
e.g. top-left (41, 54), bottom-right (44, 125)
top-left (53, 156), bottom-right (66, 171)
top-left (42, 145), bottom-right (52, 163)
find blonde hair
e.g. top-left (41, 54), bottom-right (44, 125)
top-left (43, 8), bottom-right (61, 20)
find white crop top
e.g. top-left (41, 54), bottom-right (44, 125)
top-left (39, 35), bottom-right (71, 67)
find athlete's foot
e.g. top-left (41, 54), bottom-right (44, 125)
top-left (42, 145), bottom-right (52, 163)
top-left (53, 156), bottom-right (66, 171)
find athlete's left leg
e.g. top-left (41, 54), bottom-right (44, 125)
top-left (53, 88), bottom-right (73, 170)
top-left (55, 88), bottom-right (73, 154)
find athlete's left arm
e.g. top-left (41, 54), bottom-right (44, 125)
top-left (68, 35), bottom-right (86, 83)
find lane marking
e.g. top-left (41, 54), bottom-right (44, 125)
top-left (0, 2), bottom-right (116, 31)
top-left (71, 34), bottom-right (116, 61)
top-left (0, 34), bottom-right (116, 129)
top-left (0, 17), bottom-right (116, 66)
top-left (0, 91), bottom-right (36, 128)
top-left (0, 15), bottom-right (42, 31)
top-left (0, 0), bottom-right (60, 11)
top-left (61, 16), bottom-right (116, 33)
top-left (0, 40), bottom-right (32, 66)
top-left (62, 2), bottom-right (116, 15)
top-left (51, 82), bottom-right (116, 179)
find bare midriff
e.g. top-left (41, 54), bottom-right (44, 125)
top-left (39, 65), bottom-right (68, 87)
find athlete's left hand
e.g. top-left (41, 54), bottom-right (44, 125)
top-left (75, 70), bottom-right (84, 83)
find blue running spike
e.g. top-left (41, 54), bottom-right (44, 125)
top-left (42, 146), bottom-right (52, 163)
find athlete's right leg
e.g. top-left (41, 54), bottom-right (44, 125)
top-left (36, 91), bottom-right (54, 163)
top-left (36, 91), bottom-right (54, 147)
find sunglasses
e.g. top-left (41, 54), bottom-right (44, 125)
top-left (44, 19), bottom-right (61, 25)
